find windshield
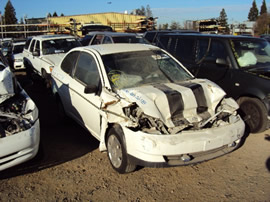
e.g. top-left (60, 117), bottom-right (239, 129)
top-left (231, 39), bottom-right (270, 68)
top-left (42, 38), bottom-right (81, 55)
top-left (112, 36), bottom-right (148, 44)
top-left (13, 44), bottom-right (25, 54)
top-left (102, 50), bottom-right (192, 90)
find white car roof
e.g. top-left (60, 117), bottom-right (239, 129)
top-left (13, 41), bottom-right (26, 46)
top-left (75, 44), bottom-right (160, 55)
top-left (31, 34), bottom-right (77, 41)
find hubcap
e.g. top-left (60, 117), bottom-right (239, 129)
top-left (107, 134), bottom-right (123, 168)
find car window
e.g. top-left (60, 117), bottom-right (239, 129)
top-left (103, 36), bottom-right (113, 44)
top-left (74, 52), bottom-right (100, 86)
top-left (42, 38), bottom-right (81, 55)
top-left (80, 35), bottom-right (93, 46)
top-left (24, 38), bottom-right (32, 50)
top-left (29, 39), bottom-right (36, 53)
top-left (13, 44), bottom-right (25, 54)
top-left (92, 35), bottom-right (103, 45)
top-left (173, 37), bottom-right (196, 63)
top-left (35, 41), bottom-right (40, 54)
top-left (197, 39), bottom-right (228, 63)
top-left (231, 39), bottom-right (270, 68)
top-left (102, 50), bottom-right (192, 90)
top-left (61, 51), bottom-right (80, 75)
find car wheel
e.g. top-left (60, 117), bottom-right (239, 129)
top-left (238, 97), bottom-right (268, 133)
top-left (106, 126), bottom-right (136, 174)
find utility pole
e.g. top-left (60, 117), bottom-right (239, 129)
top-left (0, 12), bottom-right (3, 39)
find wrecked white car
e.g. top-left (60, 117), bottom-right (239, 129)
top-left (0, 55), bottom-right (40, 171)
top-left (51, 44), bottom-right (245, 173)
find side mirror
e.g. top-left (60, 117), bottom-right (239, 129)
top-left (84, 85), bottom-right (98, 94)
top-left (216, 58), bottom-right (228, 66)
top-left (33, 51), bottom-right (40, 56)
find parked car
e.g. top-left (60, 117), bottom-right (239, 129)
top-left (154, 33), bottom-right (270, 133)
top-left (0, 51), bottom-right (40, 171)
top-left (260, 34), bottom-right (270, 42)
top-left (80, 24), bottom-right (113, 36)
top-left (8, 41), bottom-right (26, 70)
top-left (80, 32), bottom-right (149, 46)
top-left (143, 30), bottom-right (200, 45)
top-left (51, 44), bottom-right (245, 173)
top-left (23, 35), bottom-right (81, 85)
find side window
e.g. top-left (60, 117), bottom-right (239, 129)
top-left (74, 52), bottom-right (100, 86)
top-left (35, 41), bottom-right (40, 54)
top-left (61, 51), bottom-right (80, 75)
top-left (29, 39), bottom-right (36, 53)
top-left (157, 36), bottom-right (170, 50)
top-left (197, 39), bottom-right (228, 63)
top-left (24, 38), bottom-right (32, 50)
top-left (103, 36), bottom-right (113, 44)
top-left (92, 35), bottom-right (103, 45)
top-left (174, 37), bottom-right (196, 63)
top-left (209, 40), bottom-right (228, 60)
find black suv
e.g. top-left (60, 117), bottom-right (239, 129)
top-left (154, 33), bottom-right (270, 133)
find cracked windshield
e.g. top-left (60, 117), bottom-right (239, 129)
top-left (102, 50), bottom-right (192, 90)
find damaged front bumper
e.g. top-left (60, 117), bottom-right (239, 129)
top-left (123, 115), bottom-right (245, 167)
top-left (0, 119), bottom-right (40, 171)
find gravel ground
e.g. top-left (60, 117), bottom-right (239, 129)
top-left (0, 71), bottom-right (270, 201)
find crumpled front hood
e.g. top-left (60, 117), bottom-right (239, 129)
top-left (0, 65), bottom-right (14, 104)
top-left (117, 79), bottom-right (226, 127)
top-left (41, 54), bottom-right (65, 66)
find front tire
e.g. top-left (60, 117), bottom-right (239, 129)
top-left (106, 126), bottom-right (136, 174)
top-left (238, 97), bottom-right (268, 133)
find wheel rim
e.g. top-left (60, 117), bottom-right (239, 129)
top-left (241, 102), bottom-right (260, 131)
top-left (107, 134), bottom-right (123, 168)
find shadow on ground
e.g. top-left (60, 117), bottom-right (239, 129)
top-left (0, 72), bottom-right (99, 179)
top-left (265, 134), bottom-right (270, 172)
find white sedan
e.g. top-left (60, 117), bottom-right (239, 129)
top-left (51, 44), bottom-right (245, 174)
top-left (0, 57), bottom-right (40, 171)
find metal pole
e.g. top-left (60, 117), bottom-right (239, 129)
top-left (0, 12), bottom-right (3, 39)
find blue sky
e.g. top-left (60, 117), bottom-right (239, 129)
top-left (0, 0), bottom-right (269, 25)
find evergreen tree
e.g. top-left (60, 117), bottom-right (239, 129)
top-left (47, 13), bottom-right (52, 17)
top-left (4, 0), bottom-right (17, 25)
top-left (146, 5), bottom-right (153, 18)
top-left (260, 0), bottom-right (267, 16)
top-left (248, 0), bottom-right (259, 21)
top-left (53, 12), bottom-right (58, 17)
top-left (219, 8), bottom-right (228, 27)
top-left (60, 13), bottom-right (64, 17)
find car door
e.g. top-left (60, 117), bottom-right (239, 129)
top-left (31, 40), bottom-right (42, 74)
top-left (69, 51), bottom-right (102, 139)
top-left (194, 38), bottom-right (230, 83)
top-left (56, 51), bottom-right (80, 117)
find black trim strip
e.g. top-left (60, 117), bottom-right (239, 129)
top-left (153, 84), bottom-right (185, 126)
top-left (179, 82), bottom-right (208, 113)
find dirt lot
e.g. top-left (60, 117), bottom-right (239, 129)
top-left (0, 71), bottom-right (270, 201)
